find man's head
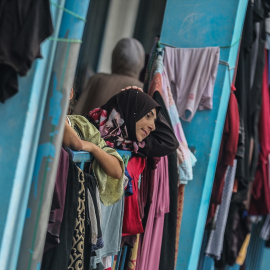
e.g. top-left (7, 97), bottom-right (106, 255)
top-left (111, 38), bottom-right (145, 79)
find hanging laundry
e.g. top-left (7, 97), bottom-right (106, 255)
top-left (68, 169), bottom-right (94, 270)
top-left (174, 184), bottom-right (185, 267)
top-left (163, 46), bottom-right (220, 122)
top-left (233, 0), bottom-right (265, 201)
top-left (145, 64), bottom-right (179, 270)
top-left (147, 50), bottom-right (196, 184)
top-left (122, 157), bottom-right (145, 236)
top-left (67, 115), bottom-right (125, 206)
top-left (102, 256), bottom-right (112, 269)
top-left (205, 160), bottom-right (237, 260)
top-left (210, 90), bottom-right (240, 205)
top-left (85, 173), bottom-right (104, 253)
top-left (90, 197), bottom-right (125, 269)
top-left (161, 61), bottom-right (197, 183)
top-left (41, 157), bottom-right (81, 270)
top-left (0, 0), bottom-right (53, 102)
top-left (124, 167), bottom-right (133, 197)
top-left (144, 47), bottom-right (191, 269)
top-left (215, 202), bottom-right (251, 268)
top-left (249, 51), bottom-right (270, 216)
top-left (44, 147), bottom-right (70, 252)
top-left (248, 13), bottom-right (265, 183)
top-left (235, 233), bottom-right (251, 266)
top-left (136, 156), bottom-right (169, 270)
top-left (260, 215), bottom-right (270, 241)
top-left (125, 234), bottom-right (140, 270)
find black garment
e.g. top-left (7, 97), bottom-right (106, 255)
top-left (234, 1), bottom-right (254, 200)
top-left (0, 0), bottom-right (53, 102)
top-left (0, 64), bottom-right (18, 102)
top-left (215, 202), bottom-right (251, 268)
top-left (248, 11), bottom-right (265, 182)
top-left (234, 0), bottom-right (266, 202)
top-left (41, 158), bottom-right (79, 270)
top-left (151, 91), bottom-right (179, 270)
top-left (84, 173), bottom-right (103, 252)
top-left (236, 108), bottom-right (245, 160)
top-left (92, 262), bottom-right (104, 270)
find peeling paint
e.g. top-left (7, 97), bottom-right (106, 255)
top-left (49, 73), bottom-right (63, 126)
top-left (32, 143), bottom-right (55, 198)
top-left (26, 208), bottom-right (31, 219)
top-left (36, 262), bottom-right (41, 270)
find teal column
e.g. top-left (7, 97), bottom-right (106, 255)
top-left (160, 1), bottom-right (248, 269)
top-left (246, 222), bottom-right (264, 270)
top-left (16, 1), bottom-right (91, 270)
top-left (0, 2), bottom-right (65, 270)
top-left (260, 243), bottom-right (270, 270)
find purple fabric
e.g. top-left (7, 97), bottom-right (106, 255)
top-left (44, 147), bottom-right (70, 252)
top-left (136, 156), bottom-right (169, 270)
top-left (163, 47), bottom-right (220, 122)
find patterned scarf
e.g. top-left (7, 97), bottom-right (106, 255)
top-left (87, 88), bottom-right (160, 153)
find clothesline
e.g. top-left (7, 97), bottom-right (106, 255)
top-left (48, 37), bottom-right (83, 43)
top-left (157, 43), bottom-right (237, 90)
top-left (159, 38), bottom-right (241, 50)
top-left (159, 42), bottom-right (236, 66)
top-left (50, 1), bottom-right (87, 22)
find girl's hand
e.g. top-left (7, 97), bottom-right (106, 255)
top-left (121, 86), bottom-right (143, 92)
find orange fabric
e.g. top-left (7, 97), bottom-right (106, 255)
top-left (174, 184), bottom-right (185, 267)
top-left (233, 179), bottom-right (238, 193)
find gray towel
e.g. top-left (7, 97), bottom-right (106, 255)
top-left (205, 160), bottom-right (237, 259)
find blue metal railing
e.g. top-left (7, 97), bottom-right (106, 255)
top-left (73, 149), bottom-right (132, 169)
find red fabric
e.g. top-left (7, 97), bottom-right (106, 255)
top-left (211, 91), bottom-right (240, 205)
top-left (122, 157), bottom-right (146, 236)
top-left (249, 51), bottom-right (270, 215)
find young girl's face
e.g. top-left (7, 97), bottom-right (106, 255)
top-left (135, 108), bottom-right (157, 142)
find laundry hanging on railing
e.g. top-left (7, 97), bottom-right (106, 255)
top-left (0, 0), bottom-right (53, 102)
top-left (163, 46), bottom-right (220, 122)
top-left (146, 47), bottom-right (196, 184)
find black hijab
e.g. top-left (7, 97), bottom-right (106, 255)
top-left (87, 88), bottom-right (178, 157)
top-left (103, 89), bottom-right (160, 140)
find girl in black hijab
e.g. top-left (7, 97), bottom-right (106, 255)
top-left (87, 87), bottom-right (179, 157)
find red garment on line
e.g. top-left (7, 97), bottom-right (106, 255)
top-left (122, 157), bottom-right (145, 236)
top-left (211, 91), bottom-right (240, 205)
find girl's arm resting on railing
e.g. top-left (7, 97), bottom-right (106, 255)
top-left (80, 140), bottom-right (122, 179)
top-left (63, 122), bottom-right (123, 179)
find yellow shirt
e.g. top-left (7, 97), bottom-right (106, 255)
top-left (67, 115), bottom-right (125, 206)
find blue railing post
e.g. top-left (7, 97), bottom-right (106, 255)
top-left (0, 2), bottom-right (65, 270)
top-left (16, 1), bottom-right (91, 270)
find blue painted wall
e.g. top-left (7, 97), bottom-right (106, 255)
top-left (0, 1), bottom-right (91, 269)
top-left (260, 245), bottom-right (270, 270)
top-left (16, 1), bottom-right (91, 269)
top-left (0, 2), bottom-right (66, 269)
top-left (160, 0), bottom-right (248, 269)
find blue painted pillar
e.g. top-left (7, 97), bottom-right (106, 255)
top-left (245, 222), bottom-right (265, 270)
top-left (16, 1), bottom-right (91, 270)
top-left (0, 1), bottom-right (65, 270)
top-left (260, 244), bottom-right (270, 270)
top-left (160, 1), bottom-right (248, 269)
